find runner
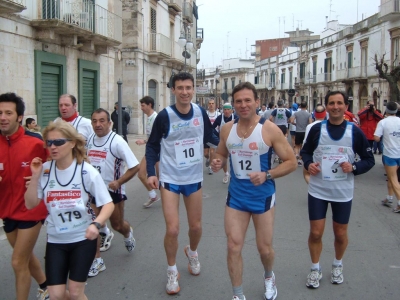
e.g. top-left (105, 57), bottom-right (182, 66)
top-left (87, 108), bottom-right (140, 277)
top-left (204, 98), bottom-right (220, 171)
top-left (211, 82), bottom-right (297, 300)
top-left (24, 120), bottom-right (114, 300)
top-left (146, 72), bottom-right (218, 295)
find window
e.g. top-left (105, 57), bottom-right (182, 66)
top-left (231, 77), bottom-right (235, 89)
top-left (312, 61), bottom-right (317, 83)
top-left (300, 62), bottom-right (305, 79)
top-left (289, 71), bottom-right (293, 88)
top-left (324, 58), bottom-right (332, 81)
top-left (224, 79), bottom-right (228, 91)
top-left (392, 37), bottom-right (400, 65)
top-left (78, 59), bottom-right (100, 119)
top-left (347, 51), bottom-right (353, 69)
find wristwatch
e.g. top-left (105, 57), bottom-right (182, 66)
top-left (90, 222), bottom-right (101, 230)
top-left (352, 164), bottom-right (357, 171)
top-left (265, 171), bottom-right (272, 180)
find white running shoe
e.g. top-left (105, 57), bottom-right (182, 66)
top-left (37, 288), bottom-right (49, 300)
top-left (264, 272), bottom-right (277, 300)
top-left (223, 173), bottom-right (230, 184)
top-left (124, 227), bottom-right (136, 253)
top-left (143, 196), bottom-right (160, 208)
top-left (331, 264), bottom-right (343, 284)
top-left (88, 258), bottom-right (106, 277)
top-left (306, 268), bottom-right (322, 288)
top-left (99, 230), bottom-right (114, 252)
top-left (184, 245), bottom-right (201, 275)
top-left (208, 167), bottom-right (213, 175)
top-left (166, 270), bottom-right (180, 294)
top-left (205, 158), bottom-right (210, 167)
top-left (232, 296), bottom-right (246, 300)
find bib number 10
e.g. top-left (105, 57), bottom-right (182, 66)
top-left (57, 211), bottom-right (82, 223)
top-left (183, 148), bottom-right (195, 158)
top-left (239, 160), bottom-right (252, 171)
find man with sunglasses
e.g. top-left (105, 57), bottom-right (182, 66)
top-left (0, 92), bottom-right (49, 300)
top-left (86, 108), bottom-right (140, 277)
top-left (56, 94), bottom-right (93, 141)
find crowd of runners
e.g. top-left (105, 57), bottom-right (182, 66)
top-left (5, 71), bottom-right (400, 300)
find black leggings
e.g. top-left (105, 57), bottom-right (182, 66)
top-left (45, 239), bottom-right (97, 285)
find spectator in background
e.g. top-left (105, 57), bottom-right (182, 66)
top-left (111, 102), bottom-right (130, 143)
top-left (258, 104), bottom-right (267, 116)
top-left (357, 101), bottom-right (383, 149)
top-left (25, 117), bottom-right (42, 136)
top-left (263, 102), bottom-right (275, 120)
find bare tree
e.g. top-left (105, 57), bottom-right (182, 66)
top-left (374, 53), bottom-right (400, 102)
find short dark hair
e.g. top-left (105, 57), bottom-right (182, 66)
top-left (386, 101), bottom-right (398, 113)
top-left (91, 108), bottom-right (111, 122)
top-left (277, 100), bottom-right (284, 107)
top-left (300, 101), bottom-right (307, 108)
top-left (25, 117), bottom-right (35, 127)
top-left (59, 94), bottom-right (77, 105)
top-left (172, 72), bottom-right (194, 88)
top-left (232, 82), bottom-right (258, 101)
top-left (268, 102), bottom-right (274, 109)
top-left (324, 91), bottom-right (348, 106)
top-left (0, 92), bottom-right (25, 116)
top-left (139, 96), bottom-right (155, 109)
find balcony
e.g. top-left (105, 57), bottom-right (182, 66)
top-left (183, 1), bottom-right (193, 23)
top-left (380, 0), bottom-right (400, 21)
top-left (0, 0), bottom-right (26, 14)
top-left (31, 0), bottom-right (122, 50)
top-left (278, 82), bottom-right (289, 90)
top-left (196, 28), bottom-right (203, 45)
top-left (148, 33), bottom-right (172, 60)
top-left (304, 75), bottom-right (317, 84)
top-left (196, 49), bottom-right (200, 64)
top-left (168, 0), bottom-right (182, 13)
top-left (316, 73), bottom-right (332, 82)
top-left (254, 83), bottom-right (269, 90)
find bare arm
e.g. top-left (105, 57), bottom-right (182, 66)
top-left (210, 122), bottom-right (232, 172)
top-left (24, 157), bottom-right (43, 209)
top-left (108, 165), bottom-right (139, 191)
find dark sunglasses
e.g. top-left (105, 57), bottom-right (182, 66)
top-left (46, 139), bottom-right (71, 147)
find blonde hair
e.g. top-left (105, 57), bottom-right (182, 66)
top-left (42, 121), bottom-right (88, 164)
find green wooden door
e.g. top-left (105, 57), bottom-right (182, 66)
top-left (81, 70), bottom-right (95, 118)
top-left (40, 64), bottom-right (61, 127)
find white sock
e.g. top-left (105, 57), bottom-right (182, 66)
top-left (95, 257), bottom-right (102, 263)
top-left (225, 171), bottom-right (229, 176)
top-left (387, 195), bottom-right (394, 200)
top-left (99, 224), bottom-right (110, 235)
top-left (311, 262), bottom-right (320, 270)
top-left (188, 248), bottom-right (197, 257)
top-left (149, 190), bottom-right (157, 198)
top-left (124, 229), bottom-right (133, 241)
top-left (167, 264), bottom-right (178, 272)
top-left (333, 258), bottom-right (342, 266)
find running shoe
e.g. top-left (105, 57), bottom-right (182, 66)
top-left (99, 230), bottom-right (114, 252)
top-left (208, 167), bottom-right (213, 175)
top-left (306, 268), bottom-right (322, 288)
top-left (232, 296), bottom-right (246, 300)
top-left (143, 196), bottom-right (160, 208)
top-left (331, 264), bottom-right (343, 284)
top-left (124, 227), bottom-right (136, 253)
top-left (264, 272), bottom-right (277, 300)
top-left (37, 288), bottom-right (49, 300)
top-left (297, 160), bottom-right (303, 167)
top-left (88, 258), bottom-right (106, 277)
top-left (184, 245), bottom-right (201, 275)
top-left (166, 270), bottom-right (180, 294)
top-left (393, 206), bottom-right (400, 213)
top-left (223, 173), bottom-right (230, 184)
top-left (205, 158), bottom-right (210, 167)
top-left (381, 199), bottom-right (393, 207)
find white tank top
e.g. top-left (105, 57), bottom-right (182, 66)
top-left (159, 104), bottom-right (204, 184)
top-left (146, 111), bottom-right (158, 138)
top-left (87, 132), bottom-right (127, 194)
top-left (273, 108), bottom-right (289, 126)
top-left (308, 121), bottom-right (355, 202)
top-left (207, 110), bottom-right (220, 125)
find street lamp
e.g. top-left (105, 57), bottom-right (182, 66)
top-left (177, 23), bottom-right (194, 71)
top-left (214, 68), bottom-right (220, 108)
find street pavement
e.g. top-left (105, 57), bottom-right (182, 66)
top-left (0, 134), bottom-right (399, 300)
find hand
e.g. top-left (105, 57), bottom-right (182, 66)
top-left (211, 158), bottom-right (222, 172)
top-left (30, 157), bottom-right (43, 176)
top-left (23, 176), bottom-right (32, 188)
top-left (85, 224), bottom-right (99, 240)
top-left (147, 176), bottom-right (159, 189)
top-left (340, 161), bottom-right (353, 173)
top-left (108, 180), bottom-right (121, 191)
top-left (247, 172), bottom-right (267, 186)
top-left (308, 162), bottom-right (321, 176)
top-left (135, 139), bottom-right (146, 146)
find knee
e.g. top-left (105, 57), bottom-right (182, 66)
top-left (309, 229), bottom-right (323, 242)
top-left (188, 222), bottom-right (202, 235)
top-left (11, 255), bottom-right (29, 273)
top-left (226, 237), bottom-right (243, 255)
top-left (110, 220), bottom-right (124, 233)
top-left (334, 229), bottom-right (348, 243)
top-left (257, 245), bottom-right (274, 258)
top-left (68, 289), bottom-right (83, 300)
top-left (165, 226), bottom-right (179, 239)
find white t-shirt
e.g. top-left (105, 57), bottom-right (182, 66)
top-left (146, 111), bottom-right (158, 138)
top-left (207, 110), bottom-right (221, 125)
top-left (55, 115), bottom-right (94, 141)
top-left (374, 116), bottom-right (400, 158)
top-left (87, 132), bottom-right (139, 194)
top-left (37, 159), bottom-right (112, 244)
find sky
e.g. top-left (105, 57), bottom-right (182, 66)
top-left (197, 0), bottom-right (381, 69)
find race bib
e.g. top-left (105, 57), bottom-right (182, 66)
top-left (231, 149), bottom-right (261, 179)
top-left (321, 154), bottom-right (348, 181)
top-left (88, 150), bottom-right (107, 174)
top-left (175, 138), bottom-right (201, 167)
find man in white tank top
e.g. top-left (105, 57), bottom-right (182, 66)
top-left (135, 96), bottom-right (160, 208)
top-left (211, 82), bottom-right (297, 300)
top-left (56, 94), bottom-right (93, 141)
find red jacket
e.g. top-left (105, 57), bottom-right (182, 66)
top-left (0, 126), bottom-right (48, 221)
top-left (357, 107), bottom-right (384, 140)
top-left (344, 110), bottom-right (359, 126)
